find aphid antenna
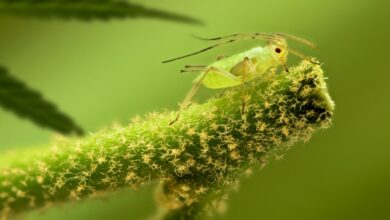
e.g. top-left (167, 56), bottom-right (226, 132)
top-left (185, 65), bottom-right (207, 68)
top-left (194, 32), bottom-right (317, 49)
top-left (287, 47), bottom-right (320, 64)
top-left (162, 34), bottom-right (277, 63)
top-left (162, 33), bottom-right (317, 63)
top-left (191, 32), bottom-right (281, 41)
top-left (275, 33), bottom-right (317, 48)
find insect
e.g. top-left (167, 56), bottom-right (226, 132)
top-left (163, 33), bottom-right (318, 125)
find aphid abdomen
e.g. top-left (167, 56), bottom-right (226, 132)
top-left (201, 69), bottom-right (242, 89)
top-left (200, 52), bottom-right (250, 89)
top-left (202, 47), bottom-right (277, 89)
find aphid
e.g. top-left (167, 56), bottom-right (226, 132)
top-left (163, 33), bottom-right (318, 125)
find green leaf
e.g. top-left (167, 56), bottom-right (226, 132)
top-left (0, 0), bottom-right (201, 24)
top-left (0, 66), bottom-right (84, 136)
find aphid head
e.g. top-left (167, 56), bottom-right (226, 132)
top-left (268, 38), bottom-right (289, 65)
top-left (268, 34), bottom-right (319, 69)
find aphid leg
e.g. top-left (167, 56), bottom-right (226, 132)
top-left (283, 64), bottom-right (290, 73)
top-left (170, 68), bottom-right (213, 125)
top-left (170, 67), bottom-right (238, 125)
top-left (240, 57), bottom-right (256, 115)
top-left (181, 69), bottom-right (204, 73)
top-left (185, 65), bottom-right (207, 68)
top-left (216, 55), bottom-right (228, 61)
top-left (181, 65), bottom-right (207, 73)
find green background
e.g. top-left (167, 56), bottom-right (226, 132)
top-left (0, 0), bottom-right (389, 219)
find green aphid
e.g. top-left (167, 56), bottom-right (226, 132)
top-left (163, 33), bottom-right (318, 124)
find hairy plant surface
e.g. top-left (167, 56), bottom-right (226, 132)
top-left (0, 61), bottom-right (334, 220)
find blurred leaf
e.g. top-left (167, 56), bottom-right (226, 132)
top-left (0, 66), bottom-right (84, 136)
top-left (0, 0), bottom-right (201, 24)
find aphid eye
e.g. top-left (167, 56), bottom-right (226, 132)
top-left (275, 48), bottom-right (282, 53)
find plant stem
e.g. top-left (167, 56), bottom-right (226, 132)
top-left (0, 61), bottom-right (334, 220)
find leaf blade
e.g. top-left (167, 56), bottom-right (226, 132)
top-left (0, 66), bottom-right (84, 136)
top-left (0, 0), bottom-right (202, 24)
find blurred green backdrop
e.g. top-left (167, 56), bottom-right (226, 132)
top-left (0, 0), bottom-right (389, 219)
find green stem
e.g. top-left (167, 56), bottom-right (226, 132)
top-left (0, 61), bottom-right (334, 220)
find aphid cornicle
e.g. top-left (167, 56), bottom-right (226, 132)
top-left (163, 33), bottom-right (318, 125)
